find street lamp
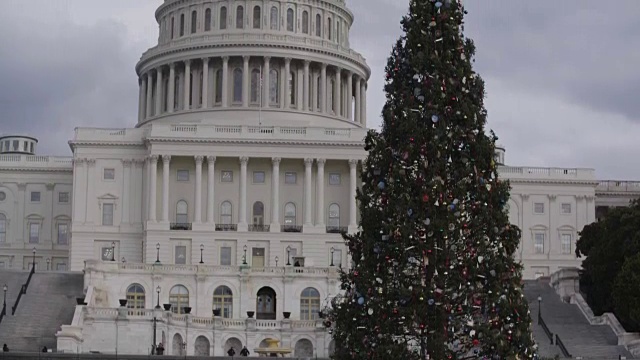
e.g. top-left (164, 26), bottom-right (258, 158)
top-left (46, 258), bottom-right (50, 271)
top-left (286, 246), bottom-right (291, 266)
top-left (537, 295), bottom-right (542, 322)
top-left (111, 242), bottom-right (116, 262)
top-left (199, 244), bottom-right (204, 264)
top-left (242, 245), bottom-right (247, 265)
top-left (330, 247), bottom-right (335, 267)
top-left (32, 247), bottom-right (36, 272)
top-left (275, 256), bottom-right (279, 267)
top-left (155, 243), bottom-right (161, 263)
top-left (156, 286), bottom-right (162, 309)
top-left (3, 284), bottom-right (7, 307)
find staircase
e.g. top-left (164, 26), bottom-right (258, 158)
top-left (524, 278), bottom-right (634, 359)
top-left (0, 270), bottom-right (30, 320)
top-left (0, 272), bottom-right (84, 352)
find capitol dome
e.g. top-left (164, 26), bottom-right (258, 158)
top-left (135, 0), bottom-right (371, 129)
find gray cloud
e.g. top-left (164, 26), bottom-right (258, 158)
top-left (0, 0), bottom-right (638, 180)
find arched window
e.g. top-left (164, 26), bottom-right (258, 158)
top-left (337, 21), bottom-right (341, 44)
top-left (205, 9), bottom-right (211, 31)
top-left (316, 75), bottom-right (321, 110)
top-left (0, 214), bottom-right (6, 243)
top-left (176, 200), bottom-right (188, 224)
top-left (220, 201), bottom-right (232, 224)
top-left (270, 6), bottom-right (279, 30)
top-left (191, 11), bottom-right (197, 34)
top-left (250, 69), bottom-right (261, 104)
top-left (315, 14), bottom-right (321, 37)
top-left (220, 6), bottom-right (228, 29)
top-left (284, 203), bottom-right (296, 225)
top-left (300, 287), bottom-right (320, 320)
top-left (180, 13), bottom-right (185, 36)
top-left (289, 71), bottom-right (296, 106)
top-left (286, 8), bottom-right (294, 32)
top-left (253, 202), bottom-right (264, 225)
top-left (126, 284), bottom-right (145, 309)
top-left (269, 69), bottom-right (279, 106)
top-left (236, 6), bottom-right (244, 29)
top-left (174, 75), bottom-right (180, 110)
top-left (215, 69), bottom-right (223, 104)
top-left (213, 286), bottom-right (233, 318)
top-left (302, 11), bottom-right (309, 34)
top-left (169, 285), bottom-right (189, 314)
top-left (327, 17), bottom-right (332, 40)
top-left (233, 68), bottom-right (243, 103)
top-left (328, 204), bottom-right (340, 227)
top-left (253, 6), bottom-right (261, 29)
top-left (171, 17), bottom-right (175, 39)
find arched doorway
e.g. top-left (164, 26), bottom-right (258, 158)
top-left (256, 287), bottom-right (276, 319)
top-left (194, 336), bottom-right (210, 356)
top-left (225, 337), bottom-right (243, 355)
top-left (172, 333), bottom-right (185, 356)
top-left (295, 339), bottom-right (314, 357)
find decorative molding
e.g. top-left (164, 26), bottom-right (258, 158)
top-left (161, 155), bottom-right (171, 163)
top-left (149, 155), bottom-right (159, 162)
top-left (87, 159), bottom-right (96, 167)
top-left (239, 156), bottom-right (249, 165)
top-left (521, 194), bottom-right (530, 201)
top-left (194, 155), bottom-right (204, 164)
top-left (348, 159), bottom-right (358, 167)
top-left (316, 158), bottom-right (326, 166)
top-left (122, 159), bottom-right (133, 168)
top-left (46, 183), bottom-right (55, 191)
top-left (206, 156), bottom-right (216, 164)
top-left (304, 158), bottom-right (313, 166)
top-left (271, 157), bottom-right (281, 165)
top-left (134, 159), bottom-right (145, 168)
top-left (548, 194), bottom-right (557, 201)
top-left (17, 183), bottom-right (27, 191)
top-left (73, 158), bottom-right (86, 166)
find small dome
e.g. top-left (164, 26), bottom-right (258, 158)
top-left (0, 135), bottom-right (38, 155)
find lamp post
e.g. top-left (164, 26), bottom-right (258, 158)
top-left (242, 245), bottom-right (247, 265)
top-left (212, 308), bottom-right (220, 356)
top-left (275, 256), bottom-right (279, 267)
top-left (3, 284), bottom-right (7, 307)
top-left (199, 244), bottom-right (204, 264)
top-left (111, 242), bottom-right (116, 262)
top-left (286, 246), bottom-right (291, 266)
top-left (537, 295), bottom-right (542, 323)
top-left (46, 258), bottom-right (50, 271)
top-left (155, 243), bottom-right (161, 263)
top-left (32, 247), bottom-right (36, 272)
top-left (330, 247), bottom-right (335, 267)
top-left (152, 315), bottom-right (158, 355)
top-left (156, 286), bottom-right (161, 309)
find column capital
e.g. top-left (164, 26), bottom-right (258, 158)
top-left (201, 57), bottom-right (210, 63)
top-left (162, 155), bottom-right (172, 163)
top-left (149, 155), bottom-right (159, 162)
top-left (156, 65), bottom-right (163, 72)
top-left (73, 158), bottom-right (86, 166)
top-left (243, 55), bottom-right (250, 62)
top-left (169, 62), bottom-right (176, 69)
top-left (271, 157), bottom-right (281, 165)
top-left (87, 159), bottom-right (96, 167)
top-left (46, 183), bottom-right (55, 191)
top-left (316, 158), bottom-right (326, 166)
top-left (206, 156), bottom-right (217, 164)
top-left (284, 57), bottom-right (292, 64)
top-left (222, 56), bottom-right (230, 62)
top-left (304, 158), bottom-right (314, 166)
top-left (348, 159), bottom-right (358, 168)
top-left (184, 59), bottom-right (191, 66)
top-left (195, 155), bottom-right (204, 164)
top-left (264, 56), bottom-right (271, 63)
top-left (122, 159), bottom-right (133, 168)
top-left (321, 63), bottom-right (327, 70)
top-left (239, 156), bottom-right (249, 165)
top-left (134, 159), bottom-right (145, 168)
top-left (303, 60), bottom-right (311, 67)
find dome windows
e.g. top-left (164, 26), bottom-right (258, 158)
top-left (302, 11), bottom-right (309, 34)
top-left (236, 6), bottom-right (244, 29)
top-left (253, 6), bottom-right (261, 29)
top-left (191, 11), bottom-right (197, 34)
top-left (220, 6), bottom-right (228, 30)
top-left (179, 13), bottom-right (185, 36)
top-left (233, 68), bottom-right (243, 103)
top-left (270, 6), bottom-right (279, 30)
top-left (205, 9), bottom-right (211, 32)
top-left (315, 14), bottom-right (322, 37)
top-left (286, 8), bottom-right (294, 32)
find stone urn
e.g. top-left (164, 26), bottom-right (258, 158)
top-left (282, 312), bottom-right (291, 319)
top-left (118, 299), bottom-right (128, 307)
top-left (247, 311), bottom-right (255, 318)
top-left (163, 303), bottom-right (172, 311)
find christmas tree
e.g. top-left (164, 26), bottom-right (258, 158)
top-left (327, 0), bottom-right (537, 359)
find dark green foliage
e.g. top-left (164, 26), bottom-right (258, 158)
top-left (612, 253), bottom-right (640, 331)
top-left (327, 0), bottom-right (536, 359)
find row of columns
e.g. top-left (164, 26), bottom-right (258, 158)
top-left (147, 156), bottom-right (359, 230)
top-left (138, 56), bottom-right (367, 125)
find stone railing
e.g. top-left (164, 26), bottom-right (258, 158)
top-left (0, 154), bottom-right (73, 170)
top-left (73, 128), bottom-right (148, 143)
top-left (498, 165), bottom-right (595, 181)
top-left (597, 180), bottom-right (640, 193)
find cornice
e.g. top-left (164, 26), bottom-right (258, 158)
top-left (595, 191), bottom-right (640, 197)
top-left (144, 137), bottom-right (365, 147)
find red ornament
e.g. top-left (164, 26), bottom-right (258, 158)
top-left (422, 194), bottom-right (429, 202)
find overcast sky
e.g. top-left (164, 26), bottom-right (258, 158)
top-left (0, 0), bottom-right (639, 180)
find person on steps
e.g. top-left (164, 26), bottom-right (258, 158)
top-left (227, 346), bottom-right (236, 357)
top-left (240, 346), bottom-right (250, 356)
top-left (2, 344), bottom-right (8, 352)
top-left (42, 346), bottom-right (48, 352)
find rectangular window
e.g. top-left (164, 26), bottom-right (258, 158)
top-left (561, 234), bottom-right (572, 254)
top-left (221, 170), bottom-right (233, 183)
top-left (533, 202), bottom-right (544, 214)
top-left (29, 223), bottom-right (40, 243)
top-left (102, 204), bottom-right (114, 226)
top-left (31, 192), bottom-right (41, 202)
top-left (101, 247), bottom-right (113, 261)
top-left (177, 170), bottom-right (189, 181)
top-left (252, 247), bottom-right (265, 267)
top-left (534, 233), bottom-right (545, 254)
top-left (284, 172), bottom-right (297, 184)
top-left (103, 168), bottom-right (115, 180)
top-left (561, 203), bottom-right (572, 214)
top-left (57, 224), bottom-right (69, 245)
top-left (56, 263), bottom-right (67, 271)
top-left (0, 262), bottom-right (5, 269)
top-left (329, 173), bottom-right (341, 185)
top-left (175, 245), bottom-right (187, 264)
top-left (253, 171), bottom-right (266, 184)
top-left (220, 246), bottom-right (232, 265)
top-left (12, 140), bottom-right (18, 151)
top-left (58, 192), bottom-right (70, 203)
top-left (331, 249), bottom-right (342, 267)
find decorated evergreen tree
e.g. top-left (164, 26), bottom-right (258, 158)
top-left (327, 0), bottom-right (537, 358)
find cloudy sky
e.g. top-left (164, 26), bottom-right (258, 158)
top-left (0, 0), bottom-right (639, 180)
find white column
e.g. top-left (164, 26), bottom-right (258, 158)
top-left (161, 155), bottom-right (171, 222)
top-left (168, 63), bottom-right (176, 113)
top-left (155, 67), bottom-right (163, 115)
top-left (304, 158), bottom-right (313, 226)
top-left (320, 64), bottom-right (327, 113)
top-left (195, 156), bottom-right (203, 223)
top-left (145, 73), bottom-right (153, 119)
top-left (284, 58), bottom-right (291, 109)
top-left (271, 157), bottom-right (281, 231)
top-left (346, 72), bottom-right (353, 121)
top-left (242, 56), bottom-right (250, 107)
top-left (355, 76), bottom-right (361, 124)
top-left (222, 56), bottom-right (229, 108)
top-left (349, 159), bottom-right (358, 228)
top-left (303, 61), bottom-right (310, 111)
top-left (149, 155), bottom-right (158, 222)
top-left (138, 78), bottom-right (145, 122)
top-left (239, 157), bottom-right (248, 229)
top-left (206, 156), bottom-right (216, 225)
top-left (184, 60), bottom-right (191, 110)
top-left (122, 160), bottom-right (132, 224)
top-left (316, 158), bottom-right (325, 226)
top-left (360, 80), bottom-right (367, 126)
top-left (335, 68), bottom-right (342, 117)
top-left (263, 56), bottom-right (271, 107)
top-left (202, 58), bottom-right (210, 109)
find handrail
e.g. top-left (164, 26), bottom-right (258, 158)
top-left (0, 303), bottom-right (6, 324)
top-left (538, 313), bottom-right (554, 344)
top-left (555, 334), bottom-right (572, 358)
top-left (11, 266), bottom-right (35, 315)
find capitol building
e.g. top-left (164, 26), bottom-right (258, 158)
top-left (0, 0), bottom-right (638, 357)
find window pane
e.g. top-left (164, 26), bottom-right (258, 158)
top-left (253, 171), bottom-right (265, 183)
top-left (286, 9), bottom-right (294, 31)
top-left (562, 203), bottom-right (572, 214)
top-left (58, 224), bottom-right (68, 245)
top-left (104, 169), bottom-right (115, 180)
top-left (175, 246), bottom-right (187, 264)
top-left (269, 69), bottom-right (279, 105)
top-left (191, 11), bottom-right (197, 33)
top-left (31, 192), bottom-right (41, 202)
top-left (534, 233), bottom-right (544, 254)
top-left (251, 69), bottom-right (260, 103)
top-left (561, 234), bottom-right (572, 254)
top-left (253, 6), bottom-right (261, 29)
top-left (220, 7), bottom-right (227, 29)
top-left (220, 247), bottom-right (232, 265)
top-left (56, 263), bottom-right (67, 271)
top-left (285, 172), bottom-right (296, 184)
top-left (0, 217), bottom-right (6, 243)
top-left (236, 6), bottom-right (244, 29)
top-left (102, 204), bottom-right (114, 226)
top-left (332, 249), bottom-right (342, 266)
top-left (329, 173), bottom-right (340, 185)
top-left (233, 69), bottom-right (243, 102)
top-left (534, 203), bottom-right (544, 214)
top-left (59, 192), bottom-right (69, 203)
top-left (270, 6), bottom-right (279, 30)
top-left (302, 11), bottom-right (309, 34)
top-left (29, 223), bottom-right (39, 243)
top-left (205, 9), bottom-right (211, 31)
top-left (177, 170), bottom-right (189, 181)
top-left (215, 70), bottom-right (223, 103)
